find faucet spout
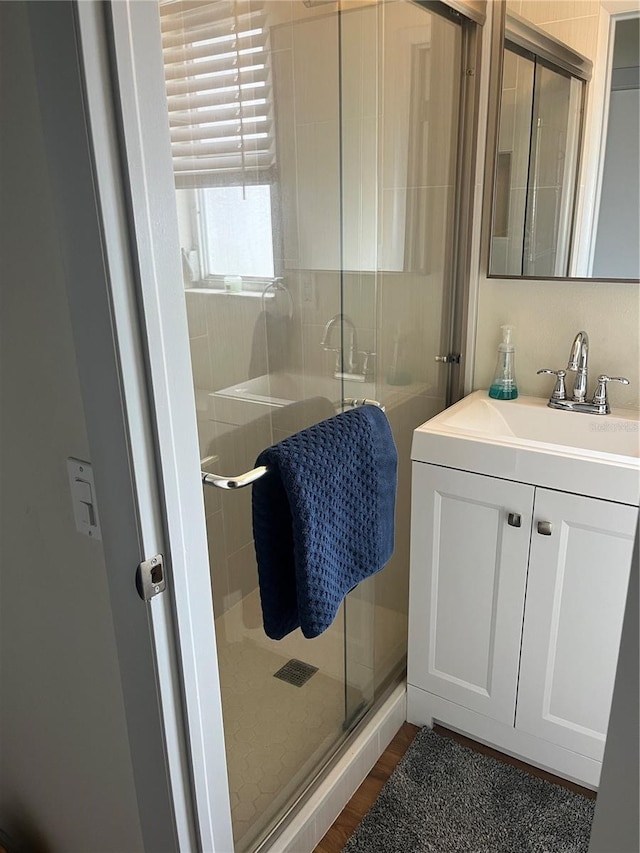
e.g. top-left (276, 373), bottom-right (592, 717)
top-left (320, 314), bottom-right (359, 374)
top-left (567, 330), bottom-right (589, 373)
top-left (320, 315), bottom-right (339, 349)
top-left (566, 330), bottom-right (589, 402)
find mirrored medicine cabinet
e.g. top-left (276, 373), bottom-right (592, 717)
top-left (487, 2), bottom-right (640, 282)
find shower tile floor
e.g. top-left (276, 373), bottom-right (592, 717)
top-left (215, 592), bottom-right (345, 848)
top-left (215, 589), bottom-right (408, 849)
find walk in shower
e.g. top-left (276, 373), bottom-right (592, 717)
top-left (158, 0), bottom-right (473, 848)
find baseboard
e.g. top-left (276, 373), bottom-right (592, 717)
top-left (407, 684), bottom-right (600, 790)
top-left (264, 683), bottom-right (407, 853)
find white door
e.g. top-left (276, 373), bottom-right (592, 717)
top-left (408, 464), bottom-right (534, 724)
top-left (516, 488), bottom-right (637, 761)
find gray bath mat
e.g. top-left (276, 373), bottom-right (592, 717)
top-left (344, 728), bottom-right (595, 852)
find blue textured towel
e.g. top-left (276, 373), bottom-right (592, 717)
top-left (252, 405), bottom-right (397, 640)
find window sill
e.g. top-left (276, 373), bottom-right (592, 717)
top-left (184, 286), bottom-right (273, 299)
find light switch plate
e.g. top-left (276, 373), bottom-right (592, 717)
top-left (67, 458), bottom-right (102, 540)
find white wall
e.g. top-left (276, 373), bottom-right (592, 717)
top-left (474, 278), bottom-right (640, 409)
top-left (0, 4), bottom-right (144, 850)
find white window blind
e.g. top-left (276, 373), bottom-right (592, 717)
top-left (159, 0), bottom-right (276, 187)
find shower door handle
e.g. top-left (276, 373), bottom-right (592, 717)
top-left (202, 466), bottom-right (268, 490)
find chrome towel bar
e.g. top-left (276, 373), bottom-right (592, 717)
top-left (344, 397), bottom-right (384, 411)
top-left (202, 466), bottom-right (268, 490)
top-left (201, 397), bottom-right (384, 490)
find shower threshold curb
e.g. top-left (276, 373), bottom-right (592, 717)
top-left (258, 682), bottom-right (407, 853)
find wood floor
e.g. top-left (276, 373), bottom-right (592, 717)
top-left (314, 722), bottom-right (419, 853)
top-left (314, 722), bottom-right (596, 853)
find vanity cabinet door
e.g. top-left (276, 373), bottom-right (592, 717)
top-left (516, 488), bottom-right (637, 761)
top-left (408, 463), bottom-right (534, 724)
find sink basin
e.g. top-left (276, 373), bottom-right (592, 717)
top-left (412, 391), bottom-right (640, 505)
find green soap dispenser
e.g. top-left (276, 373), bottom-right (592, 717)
top-left (489, 325), bottom-right (518, 400)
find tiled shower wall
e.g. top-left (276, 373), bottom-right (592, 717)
top-left (186, 1), bottom-right (458, 703)
top-left (507, 0), bottom-right (600, 62)
top-left (186, 290), bottom-right (271, 615)
top-left (187, 265), bottom-right (445, 625)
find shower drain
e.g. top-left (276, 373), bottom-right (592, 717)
top-left (273, 658), bottom-right (319, 687)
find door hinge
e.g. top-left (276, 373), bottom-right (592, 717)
top-left (136, 554), bottom-right (166, 601)
top-left (434, 353), bottom-right (461, 364)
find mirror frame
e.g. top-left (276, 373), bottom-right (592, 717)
top-left (482, 0), bottom-right (640, 284)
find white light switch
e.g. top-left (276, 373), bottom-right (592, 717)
top-left (67, 458), bottom-right (102, 540)
top-left (75, 479), bottom-right (93, 505)
top-left (77, 499), bottom-right (93, 527)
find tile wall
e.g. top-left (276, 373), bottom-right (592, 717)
top-left (507, 0), bottom-right (601, 62)
top-left (184, 2), bottom-right (461, 691)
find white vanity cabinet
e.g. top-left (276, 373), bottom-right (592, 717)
top-left (516, 487), bottom-right (636, 760)
top-left (408, 464), bottom-right (534, 724)
top-left (408, 461), bottom-right (637, 788)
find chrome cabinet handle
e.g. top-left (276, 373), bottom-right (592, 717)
top-left (507, 512), bottom-right (521, 528)
top-left (537, 521), bottom-right (553, 536)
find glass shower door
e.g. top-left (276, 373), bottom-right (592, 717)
top-left (161, 2), bottom-right (376, 849)
top-left (154, 0), bottom-right (467, 849)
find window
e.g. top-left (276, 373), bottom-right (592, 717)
top-left (199, 184), bottom-right (275, 278)
top-left (159, 0), bottom-right (278, 285)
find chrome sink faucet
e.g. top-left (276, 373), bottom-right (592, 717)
top-left (320, 314), bottom-right (374, 382)
top-left (537, 330), bottom-right (629, 414)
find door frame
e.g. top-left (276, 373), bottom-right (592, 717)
top-left (28, 1), bottom-right (233, 850)
top-left (84, 1), bottom-right (235, 848)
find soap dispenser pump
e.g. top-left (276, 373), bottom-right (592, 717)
top-left (489, 325), bottom-right (518, 400)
